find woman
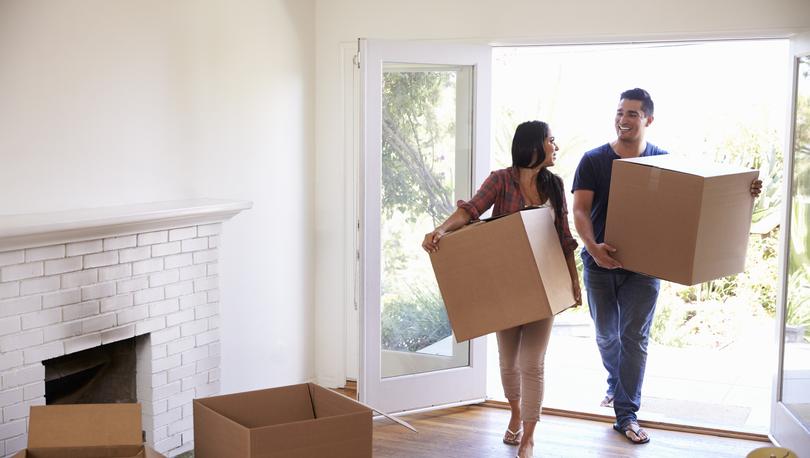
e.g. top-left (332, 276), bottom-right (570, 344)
top-left (422, 121), bottom-right (581, 458)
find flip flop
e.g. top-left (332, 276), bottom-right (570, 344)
top-left (503, 427), bottom-right (523, 445)
top-left (613, 421), bottom-right (650, 444)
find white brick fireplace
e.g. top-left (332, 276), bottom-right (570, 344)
top-left (0, 199), bottom-right (250, 457)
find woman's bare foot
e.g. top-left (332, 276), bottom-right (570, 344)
top-left (517, 441), bottom-right (534, 458)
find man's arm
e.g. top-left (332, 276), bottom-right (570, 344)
top-left (572, 190), bottom-right (622, 269)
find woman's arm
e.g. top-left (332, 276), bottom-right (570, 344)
top-left (565, 250), bottom-right (582, 305)
top-left (421, 207), bottom-right (472, 253)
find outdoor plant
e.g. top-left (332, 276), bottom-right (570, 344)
top-left (381, 286), bottom-right (452, 352)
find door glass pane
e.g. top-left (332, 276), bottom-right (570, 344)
top-left (782, 54), bottom-right (810, 428)
top-left (380, 64), bottom-right (472, 378)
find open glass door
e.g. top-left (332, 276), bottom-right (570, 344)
top-left (772, 32), bottom-right (810, 453)
top-left (358, 39), bottom-right (490, 413)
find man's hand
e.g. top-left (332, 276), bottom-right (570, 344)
top-left (750, 179), bottom-right (763, 198)
top-left (588, 243), bottom-right (622, 269)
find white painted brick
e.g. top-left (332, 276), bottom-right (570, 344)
top-left (101, 324), bottom-right (135, 344)
top-left (0, 251), bottom-right (24, 267)
top-left (153, 382), bottom-right (182, 403)
top-left (0, 330), bottom-right (43, 353)
top-left (151, 371), bottom-right (168, 388)
top-left (197, 224), bottom-right (221, 237)
top-left (25, 245), bottom-right (65, 262)
top-left (0, 389), bottom-right (22, 408)
top-left (169, 227), bottom-right (196, 242)
top-left (23, 341), bottom-right (64, 364)
top-left (44, 256), bottom-right (82, 275)
top-left (193, 250), bottom-right (218, 265)
top-left (207, 289), bottom-right (220, 303)
top-left (1, 262), bottom-right (43, 282)
top-left (166, 309), bottom-right (195, 328)
top-left (208, 367), bottom-right (220, 383)
top-left (42, 288), bottom-right (81, 308)
top-left (182, 403), bottom-right (194, 419)
top-left (21, 308), bottom-right (61, 330)
top-left (64, 333), bottom-right (101, 354)
top-left (208, 236), bottom-right (219, 249)
top-left (193, 276), bottom-right (217, 293)
top-left (0, 296), bottom-right (41, 319)
top-left (151, 326), bottom-right (181, 346)
top-left (136, 316), bottom-right (166, 335)
top-left (20, 275), bottom-right (60, 295)
top-left (103, 235), bottom-right (137, 251)
top-left (133, 258), bottom-right (164, 276)
top-left (151, 354), bottom-right (181, 374)
top-left (207, 263), bottom-right (219, 276)
top-left (181, 346), bottom-right (208, 366)
top-left (196, 381), bottom-right (220, 398)
top-left (143, 399), bottom-right (168, 416)
top-left (149, 299), bottom-right (179, 317)
top-left (23, 382), bottom-right (44, 401)
top-left (3, 401), bottom-right (27, 422)
top-left (181, 372), bottom-right (207, 392)
top-left (181, 238), bottom-right (208, 253)
top-left (168, 412), bottom-right (193, 435)
top-left (43, 321), bottom-right (82, 342)
top-left (149, 270), bottom-right (179, 288)
top-left (151, 344), bottom-right (168, 359)
top-left (2, 364), bottom-right (44, 389)
top-left (152, 241), bottom-right (181, 257)
top-left (164, 281), bottom-right (193, 299)
top-left (66, 240), bottom-right (103, 256)
top-left (164, 253), bottom-right (192, 270)
top-left (0, 317), bottom-right (20, 337)
top-left (143, 423), bottom-right (169, 445)
top-left (167, 389), bottom-right (195, 412)
top-left (120, 246), bottom-right (151, 263)
top-left (178, 292), bottom-right (206, 310)
top-left (167, 364), bottom-right (195, 383)
top-left (180, 319), bottom-right (207, 337)
top-left (134, 287), bottom-right (164, 305)
top-left (195, 329), bottom-right (219, 347)
top-left (0, 352), bottom-right (22, 372)
top-left (208, 342), bottom-right (220, 358)
top-left (117, 305), bottom-right (148, 325)
top-left (182, 430), bottom-right (194, 443)
top-left (0, 282), bottom-right (19, 300)
top-left (167, 336), bottom-right (194, 356)
top-left (0, 419), bottom-right (25, 440)
top-left (195, 303), bottom-right (218, 320)
top-left (81, 313), bottom-right (116, 333)
top-left (61, 268), bottom-right (98, 288)
top-left (100, 293), bottom-right (133, 313)
top-left (84, 251), bottom-right (119, 269)
top-left (99, 263), bottom-right (132, 282)
top-left (208, 316), bottom-right (220, 330)
top-left (117, 276), bottom-right (149, 294)
top-left (154, 431), bottom-right (182, 453)
top-left (62, 301), bottom-right (100, 321)
top-left (6, 432), bottom-right (26, 455)
top-left (179, 264), bottom-right (206, 281)
top-left (138, 231), bottom-right (168, 246)
top-left (81, 281), bottom-right (116, 300)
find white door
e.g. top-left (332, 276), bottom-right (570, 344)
top-left (358, 39), bottom-right (491, 413)
top-left (771, 32), bottom-right (810, 454)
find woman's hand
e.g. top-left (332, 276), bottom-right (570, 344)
top-left (572, 280), bottom-right (582, 306)
top-left (422, 229), bottom-right (446, 253)
top-left (750, 179), bottom-right (763, 198)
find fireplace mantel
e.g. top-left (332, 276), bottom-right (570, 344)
top-left (0, 199), bottom-right (252, 252)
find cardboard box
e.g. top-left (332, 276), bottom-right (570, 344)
top-left (429, 206), bottom-right (576, 342)
top-left (193, 383), bottom-right (372, 458)
top-left (605, 155), bottom-right (759, 285)
top-left (12, 403), bottom-right (165, 458)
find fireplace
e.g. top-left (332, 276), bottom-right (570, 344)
top-left (0, 199), bottom-right (250, 457)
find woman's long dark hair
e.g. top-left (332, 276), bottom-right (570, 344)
top-left (511, 121), bottom-right (566, 242)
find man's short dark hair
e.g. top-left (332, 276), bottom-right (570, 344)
top-left (620, 88), bottom-right (654, 117)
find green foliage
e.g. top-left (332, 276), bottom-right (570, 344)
top-left (381, 287), bottom-right (452, 352)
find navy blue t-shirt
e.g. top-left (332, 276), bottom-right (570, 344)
top-left (571, 142), bottom-right (668, 270)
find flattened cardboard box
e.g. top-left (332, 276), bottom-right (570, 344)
top-left (429, 206), bottom-right (576, 342)
top-left (12, 403), bottom-right (165, 458)
top-left (193, 383), bottom-right (372, 458)
top-left (605, 155), bottom-right (759, 285)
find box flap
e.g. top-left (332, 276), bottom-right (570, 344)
top-left (521, 207), bottom-right (576, 314)
top-left (196, 383), bottom-right (315, 428)
top-left (620, 155), bottom-right (754, 178)
top-left (28, 404), bottom-right (143, 449)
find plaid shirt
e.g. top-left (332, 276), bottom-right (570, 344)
top-left (457, 167), bottom-right (578, 255)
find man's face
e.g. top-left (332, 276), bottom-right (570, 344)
top-left (615, 99), bottom-right (653, 142)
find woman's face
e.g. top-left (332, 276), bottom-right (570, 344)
top-left (538, 129), bottom-right (559, 168)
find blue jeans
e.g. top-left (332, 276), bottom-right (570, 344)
top-left (584, 267), bottom-right (660, 427)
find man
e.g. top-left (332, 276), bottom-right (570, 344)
top-left (571, 88), bottom-right (761, 444)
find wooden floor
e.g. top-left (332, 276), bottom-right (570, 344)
top-left (372, 404), bottom-right (769, 458)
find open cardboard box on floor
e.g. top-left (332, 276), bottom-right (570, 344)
top-left (194, 382), bottom-right (413, 458)
top-left (12, 403), bottom-right (164, 458)
top-left (429, 206), bottom-right (577, 342)
top-left (605, 155), bottom-right (759, 285)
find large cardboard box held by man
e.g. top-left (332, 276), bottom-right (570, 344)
top-left (605, 155), bottom-right (759, 285)
top-left (429, 206), bottom-right (576, 342)
top-left (193, 383), bottom-right (372, 458)
top-left (12, 403), bottom-right (165, 458)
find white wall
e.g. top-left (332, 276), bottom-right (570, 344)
top-left (0, 0), bottom-right (316, 393)
top-left (313, 0), bottom-right (810, 386)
